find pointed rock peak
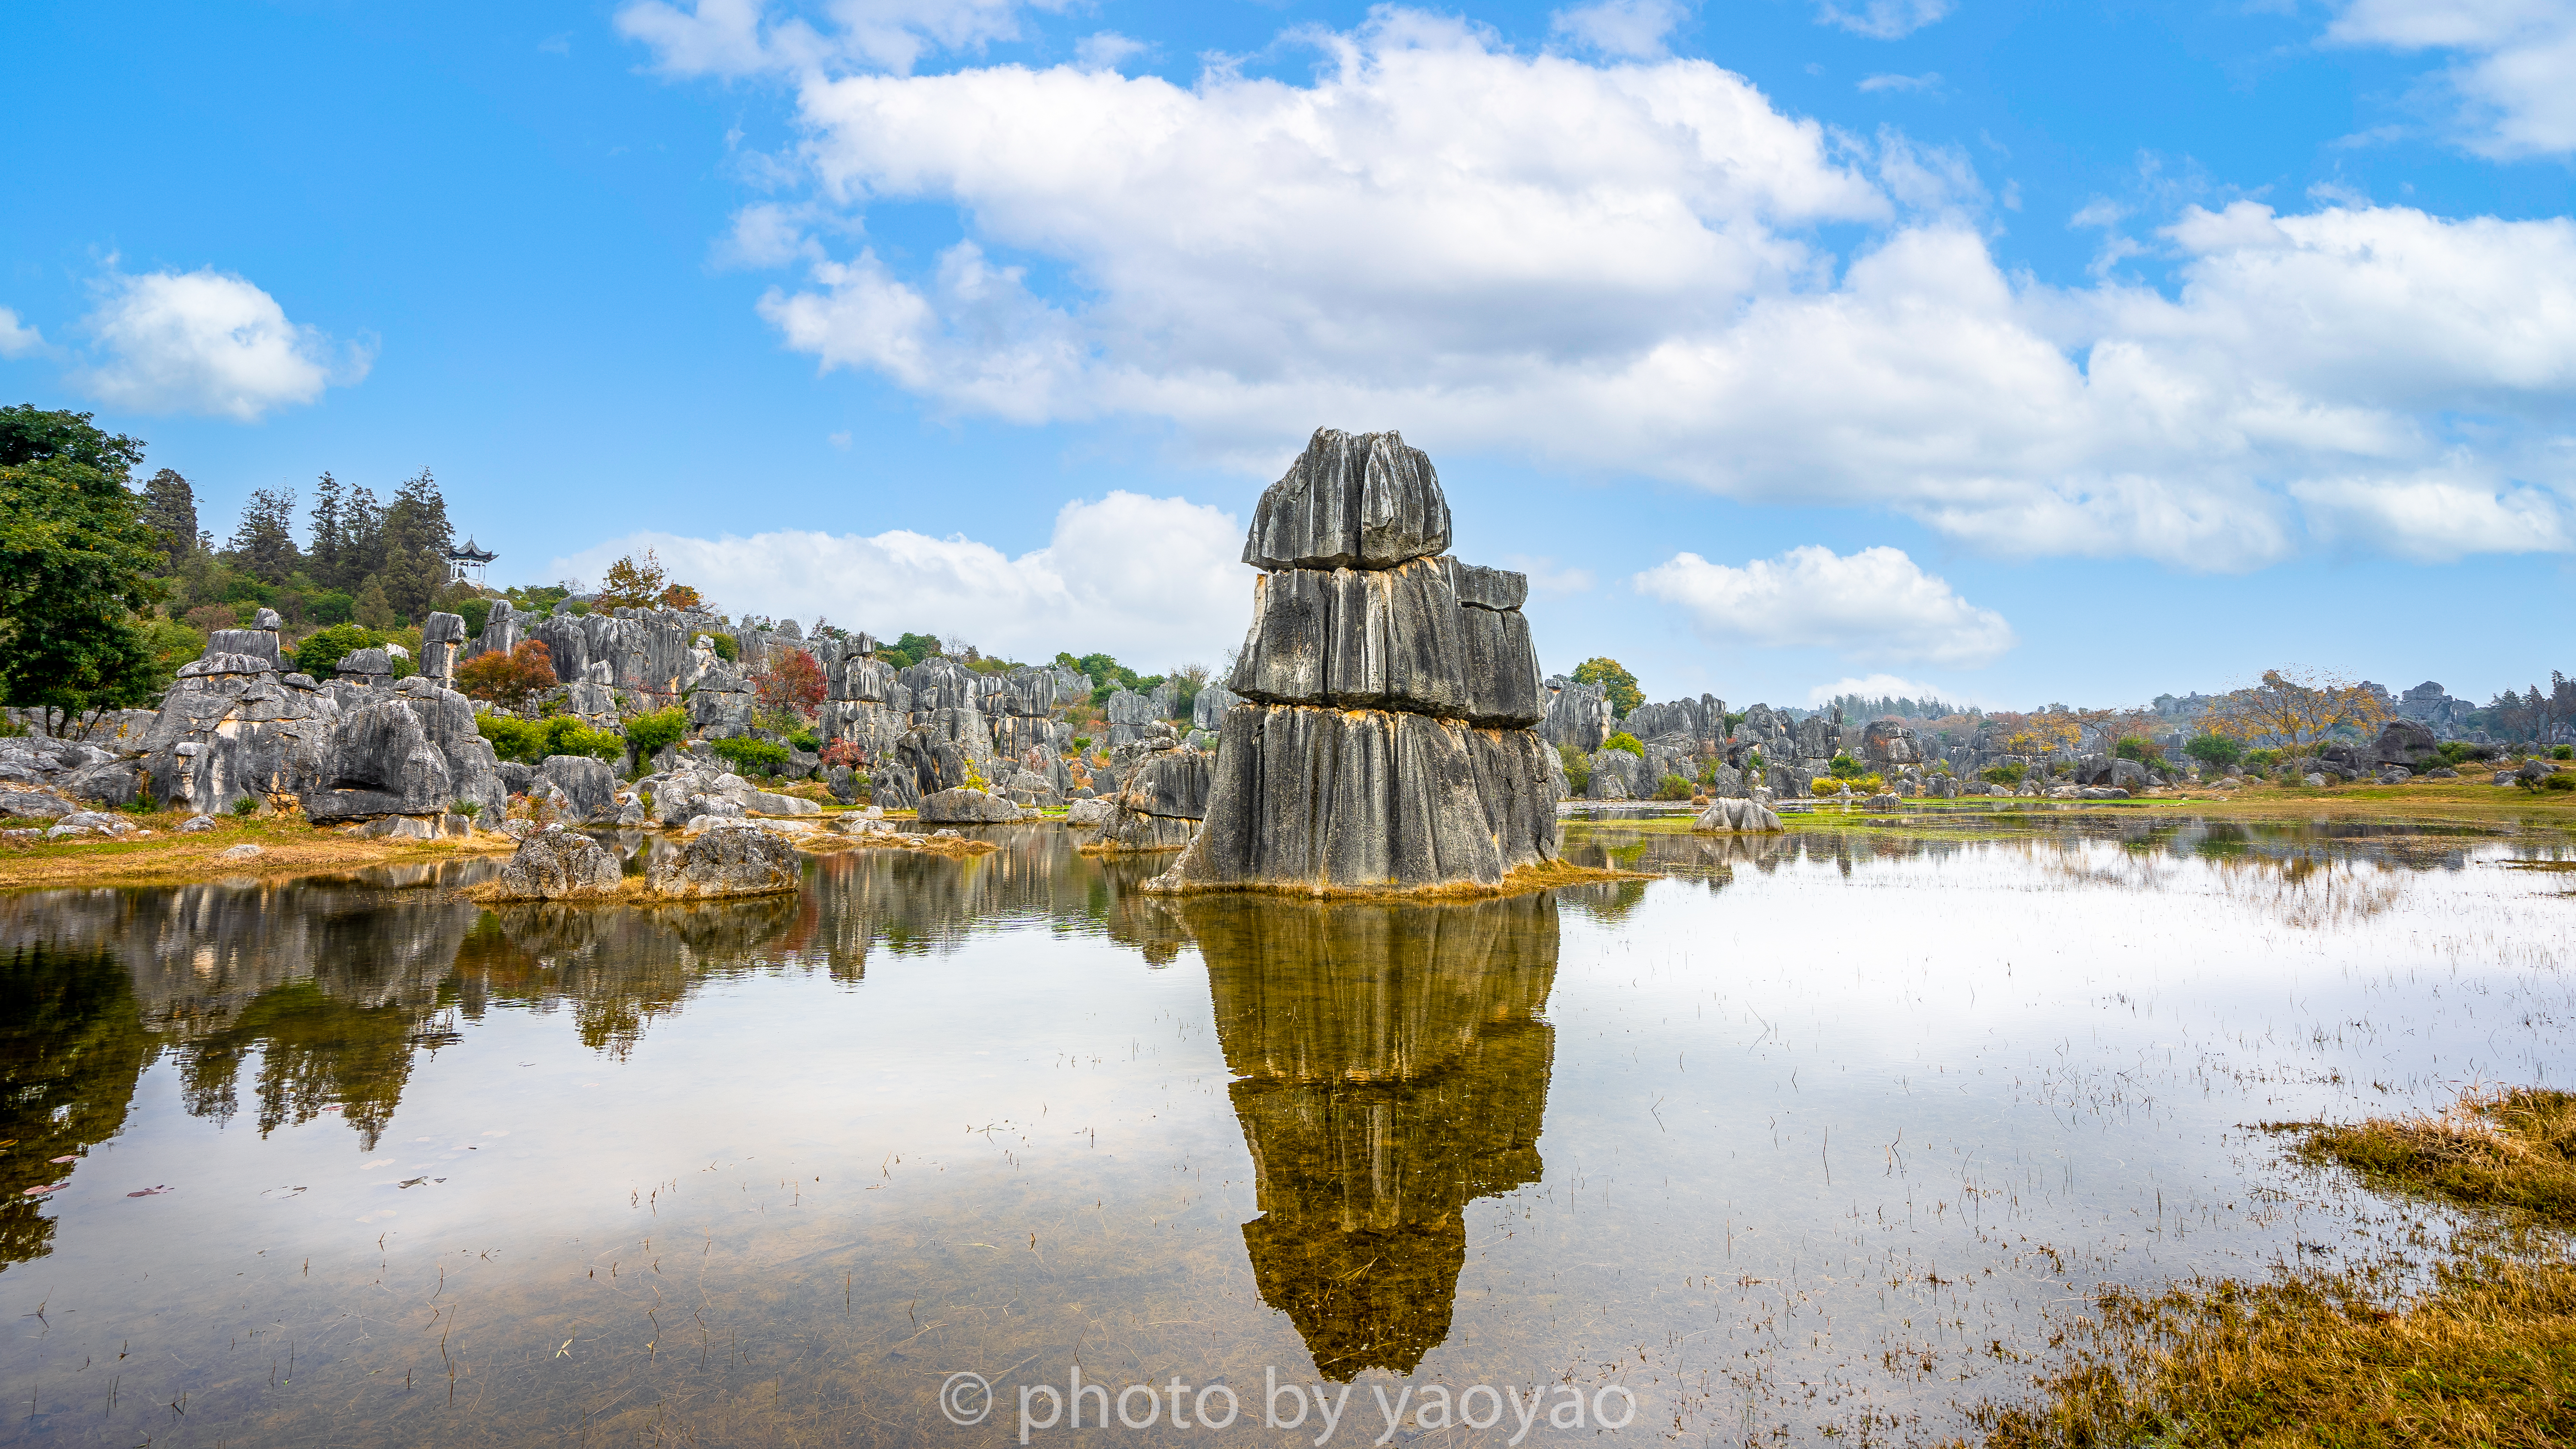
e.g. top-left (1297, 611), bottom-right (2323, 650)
top-left (1242, 428), bottom-right (1453, 571)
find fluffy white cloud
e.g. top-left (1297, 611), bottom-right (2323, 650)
top-left (2329, 0), bottom-right (2576, 157)
top-left (1814, 0), bottom-right (1954, 40)
top-left (1633, 545), bottom-right (2016, 666)
top-left (549, 491), bottom-right (1250, 667)
top-left (74, 267), bottom-right (366, 421)
top-left (2290, 474), bottom-right (2570, 560)
top-left (0, 308), bottom-right (44, 359)
top-left (1550, 0), bottom-right (1688, 58)
top-left (636, 7), bottom-right (2576, 569)
top-left (615, 0), bottom-right (1058, 76)
top-left (1805, 672), bottom-right (1959, 707)
top-left (1072, 31), bottom-right (1147, 72)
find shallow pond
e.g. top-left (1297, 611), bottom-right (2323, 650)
top-left (2, 816), bottom-right (2571, 1446)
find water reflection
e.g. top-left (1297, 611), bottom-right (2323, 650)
top-left (0, 947), bottom-right (152, 1269)
top-left (1181, 894), bottom-right (1559, 1380)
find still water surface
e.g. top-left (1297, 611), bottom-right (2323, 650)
top-left (2, 817), bottom-right (2570, 1445)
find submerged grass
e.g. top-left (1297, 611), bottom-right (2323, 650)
top-left (1965, 1088), bottom-right (2576, 1448)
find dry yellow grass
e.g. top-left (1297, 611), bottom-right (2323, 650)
top-left (1964, 1089), bottom-right (2576, 1448)
top-left (0, 807), bottom-right (511, 888)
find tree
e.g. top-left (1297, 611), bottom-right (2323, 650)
top-left (0, 406), bottom-right (166, 731)
top-left (456, 640), bottom-right (558, 712)
top-left (374, 469), bottom-right (451, 622)
top-left (750, 647), bottom-right (827, 721)
top-left (139, 468), bottom-right (198, 570)
top-left (353, 577), bottom-right (398, 630)
top-left (2203, 668), bottom-right (2391, 758)
top-left (224, 486), bottom-right (301, 583)
top-left (659, 582), bottom-right (702, 611)
top-left (622, 705), bottom-right (690, 772)
top-left (1573, 657), bottom-right (1643, 717)
top-left (2184, 733), bottom-right (2244, 771)
top-left (595, 551), bottom-right (670, 611)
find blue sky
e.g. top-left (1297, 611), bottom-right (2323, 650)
top-left (5, 0), bottom-right (2572, 713)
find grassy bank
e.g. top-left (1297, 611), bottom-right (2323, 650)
top-left (1963, 1089), bottom-right (2576, 1448)
top-left (0, 807), bottom-right (513, 889)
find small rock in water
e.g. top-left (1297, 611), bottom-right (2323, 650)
top-left (22, 1183), bottom-right (65, 1196)
top-left (49, 1155), bottom-right (75, 1164)
top-left (126, 1185), bottom-right (173, 1197)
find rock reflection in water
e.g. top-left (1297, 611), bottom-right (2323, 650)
top-left (1182, 892), bottom-right (1559, 1381)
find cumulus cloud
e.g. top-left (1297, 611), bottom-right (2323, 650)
top-left (1550, 0), bottom-right (1688, 58)
top-left (2328, 0), bottom-right (2576, 157)
top-left (1806, 672), bottom-right (1959, 707)
top-left (1632, 546), bottom-right (2016, 666)
top-left (1073, 31), bottom-right (1148, 72)
top-left (2290, 474), bottom-right (2570, 560)
top-left (1814, 0), bottom-right (1954, 40)
top-left (0, 308), bottom-right (44, 359)
top-left (635, 6), bottom-right (2576, 570)
top-left (550, 491), bottom-right (1250, 666)
top-left (74, 267), bottom-right (367, 421)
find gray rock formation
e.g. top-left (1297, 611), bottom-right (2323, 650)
top-left (2373, 718), bottom-right (2440, 769)
top-left (1693, 798), bottom-right (1784, 832)
top-left (137, 654), bottom-right (343, 814)
top-left (648, 821), bottom-right (800, 897)
top-left (540, 754), bottom-right (621, 824)
top-left (919, 787), bottom-right (1022, 823)
top-left (1096, 743), bottom-right (1213, 851)
top-left (1151, 431), bottom-right (1559, 894)
top-left (497, 826), bottom-right (623, 899)
top-left (1539, 677), bottom-right (1613, 753)
top-left (301, 678), bottom-right (508, 824)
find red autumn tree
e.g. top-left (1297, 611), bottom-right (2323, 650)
top-left (751, 647), bottom-right (827, 720)
top-left (456, 640), bottom-right (557, 712)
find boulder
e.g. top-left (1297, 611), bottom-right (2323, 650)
top-left (1065, 797), bottom-right (1114, 827)
top-left (1240, 428), bottom-right (1452, 571)
top-left (218, 843), bottom-right (263, 861)
top-left (919, 787), bottom-right (1022, 823)
top-left (178, 814), bottom-right (219, 832)
top-left (747, 790), bottom-right (823, 816)
top-left (1862, 793), bottom-right (1902, 810)
top-left (540, 754), bottom-right (621, 823)
top-left (648, 821), bottom-right (800, 898)
top-left (301, 679), bottom-right (507, 824)
top-left (2372, 718), bottom-right (2440, 770)
top-left (2108, 758), bottom-right (2149, 792)
top-left (1585, 748), bottom-right (1646, 801)
top-left (0, 790), bottom-right (74, 820)
top-left (497, 825), bottom-right (624, 899)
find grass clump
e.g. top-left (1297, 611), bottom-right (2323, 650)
top-left (1966, 1088), bottom-right (2576, 1449)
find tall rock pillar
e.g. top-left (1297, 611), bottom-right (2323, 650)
top-left (1149, 428), bottom-right (1560, 895)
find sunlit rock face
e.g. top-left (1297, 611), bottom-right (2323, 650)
top-left (1152, 428), bottom-right (1560, 894)
top-left (1183, 892), bottom-right (1559, 1380)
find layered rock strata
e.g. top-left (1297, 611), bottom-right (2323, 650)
top-left (1150, 428), bottom-right (1559, 894)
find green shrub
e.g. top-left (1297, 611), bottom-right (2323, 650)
top-left (230, 796), bottom-right (259, 816)
top-left (787, 729), bottom-right (821, 753)
top-left (456, 801), bottom-right (481, 819)
top-left (2245, 747), bottom-right (2284, 773)
top-left (478, 714), bottom-right (623, 766)
top-left (2113, 734), bottom-right (2159, 762)
top-left (1980, 762), bottom-right (2026, 786)
top-left (2184, 733), bottom-right (2244, 770)
top-left (1603, 732), bottom-right (1644, 757)
top-left (291, 623), bottom-right (383, 678)
top-left (0, 714), bottom-right (26, 739)
top-left (2556, 745), bottom-right (2574, 761)
top-left (710, 736), bottom-right (791, 776)
top-left (456, 597), bottom-right (492, 638)
top-left (707, 633), bottom-right (739, 663)
top-left (622, 706), bottom-right (690, 771)
top-left (2546, 772), bottom-right (2576, 793)
top-left (1558, 743), bottom-right (1592, 794)
top-left (1653, 774), bottom-right (1695, 801)
top-left (1827, 751), bottom-right (1862, 778)
top-left (2436, 740), bottom-right (2482, 767)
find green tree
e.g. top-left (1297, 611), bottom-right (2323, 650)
top-left (2184, 733), bottom-right (2245, 771)
top-left (373, 469), bottom-right (451, 622)
top-left (353, 577), bottom-right (397, 630)
top-left (1573, 657), bottom-right (1643, 717)
top-left (0, 406), bottom-right (167, 729)
top-left (224, 486), bottom-right (301, 583)
top-left (1603, 731), bottom-right (1644, 756)
top-left (622, 706), bottom-right (690, 773)
top-left (139, 468), bottom-right (198, 570)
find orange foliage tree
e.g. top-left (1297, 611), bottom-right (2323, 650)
top-left (2202, 668), bottom-right (2390, 756)
top-left (750, 647), bottom-right (826, 721)
top-left (455, 640), bottom-right (557, 712)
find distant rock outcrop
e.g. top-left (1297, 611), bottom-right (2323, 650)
top-left (1150, 428), bottom-right (1560, 894)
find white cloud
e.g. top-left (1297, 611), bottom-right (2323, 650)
top-left (2328, 0), bottom-right (2576, 157)
top-left (0, 308), bottom-right (44, 359)
top-left (550, 490), bottom-right (1249, 666)
top-left (2290, 474), bottom-right (2570, 560)
top-left (712, 202), bottom-right (821, 269)
top-left (74, 267), bottom-right (367, 421)
top-left (1814, 0), bottom-right (1954, 39)
top-left (1073, 31), bottom-right (1148, 72)
top-left (1805, 672), bottom-right (1958, 707)
top-left (1550, 0), bottom-right (1688, 58)
top-left (615, 0), bottom-right (1058, 77)
top-left (647, 6), bottom-right (2576, 570)
top-left (1632, 545), bottom-right (2017, 666)
top-left (1857, 71), bottom-right (1941, 93)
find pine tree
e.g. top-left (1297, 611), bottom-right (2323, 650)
top-left (339, 484), bottom-right (384, 588)
top-left (139, 469), bottom-right (198, 570)
top-left (307, 472), bottom-right (344, 588)
top-left (375, 469), bottom-right (452, 622)
top-left (225, 487), bottom-right (301, 583)
top-left (353, 576), bottom-right (398, 630)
